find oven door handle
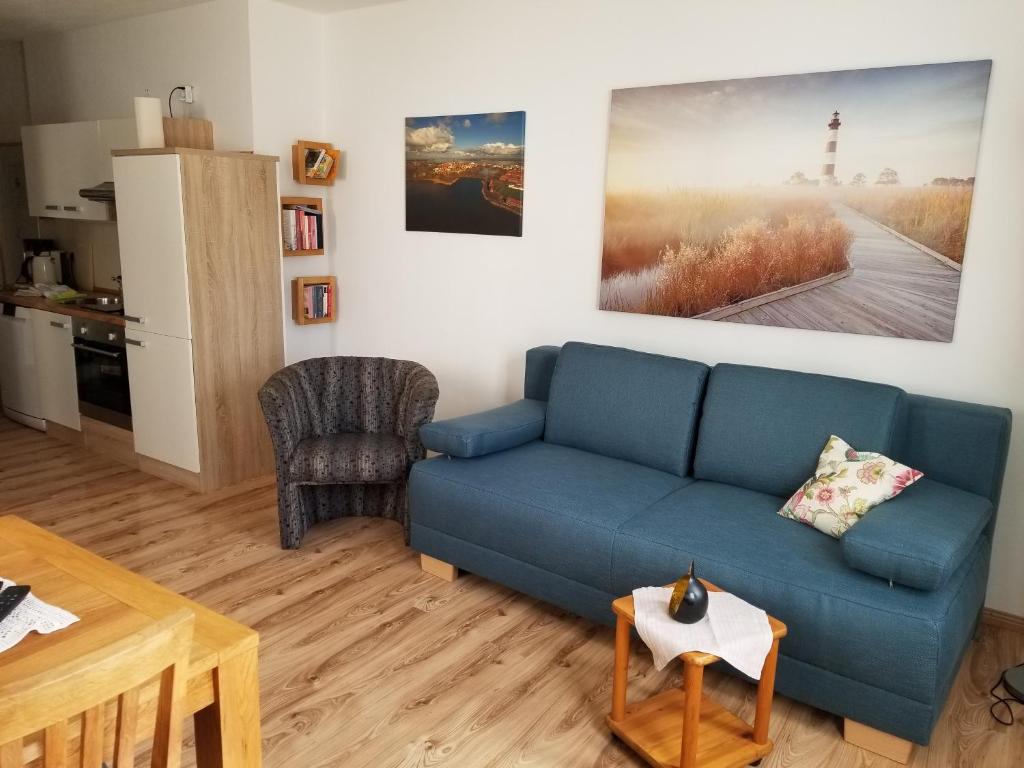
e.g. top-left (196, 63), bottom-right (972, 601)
top-left (71, 342), bottom-right (123, 359)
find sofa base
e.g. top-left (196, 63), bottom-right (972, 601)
top-left (421, 553), bottom-right (458, 582)
top-left (409, 522), bottom-right (962, 746)
top-left (844, 719), bottom-right (914, 763)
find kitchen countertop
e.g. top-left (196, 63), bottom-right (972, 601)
top-left (0, 288), bottom-right (126, 327)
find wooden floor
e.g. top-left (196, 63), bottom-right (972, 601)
top-left (725, 203), bottom-right (962, 341)
top-left (1, 416), bottom-right (1021, 767)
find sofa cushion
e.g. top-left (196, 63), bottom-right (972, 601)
top-left (611, 480), bottom-right (978, 704)
top-left (419, 399), bottom-right (546, 458)
top-left (409, 440), bottom-right (690, 591)
top-left (288, 433), bottom-right (407, 484)
top-left (841, 478), bottom-right (992, 591)
top-left (693, 364), bottom-right (905, 497)
top-left (544, 342), bottom-right (709, 476)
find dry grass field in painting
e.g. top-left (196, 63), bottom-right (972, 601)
top-left (843, 186), bottom-right (973, 263)
top-left (600, 190), bottom-right (852, 317)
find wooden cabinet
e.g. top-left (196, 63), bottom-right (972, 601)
top-left (113, 148), bottom-right (284, 491)
top-left (21, 119), bottom-right (136, 221)
top-left (125, 331), bottom-right (200, 473)
top-left (30, 309), bottom-right (80, 431)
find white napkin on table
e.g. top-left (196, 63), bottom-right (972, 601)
top-left (0, 578), bottom-right (79, 654)
top-left (632, 586), bottom-right (773, 679)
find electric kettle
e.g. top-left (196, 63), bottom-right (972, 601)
top-left (29, 254), bottom-right (61, 285)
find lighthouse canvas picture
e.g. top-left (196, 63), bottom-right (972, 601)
top-left (600, 60), bottom-right (991, 341)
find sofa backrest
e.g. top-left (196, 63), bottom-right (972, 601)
top-left (524, 345), bottom-right (561, 401)
top-left (693, 363), bottom-right (905, 498)
top-left (895, 394), bottom-right (1011, 525)
top-left (543, 342), bottom-right (709, 477)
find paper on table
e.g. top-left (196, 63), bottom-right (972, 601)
top-left (0, 578), bottom-right (79, 654)
top-left (632, 586), bottom-right (773, 679)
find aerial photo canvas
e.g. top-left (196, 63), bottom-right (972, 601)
top-left (405, 111), bottom-right (525, 237)
top-left (599, 60), bottom-right (991, 341)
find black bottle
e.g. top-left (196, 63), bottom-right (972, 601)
top-left (669, 560), bottom-right (709, 624)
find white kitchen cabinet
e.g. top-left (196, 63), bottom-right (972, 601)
top-left (125, 330), bottom-right (200, 473)
top-left (20, 123), bottom-right (59, 218)
top-left (21, 119), bottom-right (136, 221)
top-left (30, 309), bottom-right (80, 430)
top-left (112, 154), bottom-right (192, 339)
top-left (0, 305), bottom-right (44, 429)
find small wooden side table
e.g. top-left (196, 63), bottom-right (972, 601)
top-left (607, 580), bottom-right (788, 768)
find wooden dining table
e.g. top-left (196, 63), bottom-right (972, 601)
top-left (0, 515), bottom-right (262, 767)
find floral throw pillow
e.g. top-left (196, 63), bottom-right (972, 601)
top-left (779, 435), bottom-right (924, 538)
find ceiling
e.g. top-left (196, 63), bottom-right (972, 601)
top-left (0, 0), bottom-right (406, 42)
top-left (276, 0), bottom-right (405, 12)
top-left (0, 0), bottom-right (210, 40)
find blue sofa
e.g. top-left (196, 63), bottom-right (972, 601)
top-left (409, 342), bottom-right (1011, 745)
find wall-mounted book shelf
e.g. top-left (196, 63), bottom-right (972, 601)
top-left (292, 275), bottom-right (337, 325)
top-left (281, 196), bottom-right (324, 256)
top-left (291, 140), bottom-right (340, 186)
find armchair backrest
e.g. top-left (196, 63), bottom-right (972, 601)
top-left (260, 356), bottom-right (439, 438)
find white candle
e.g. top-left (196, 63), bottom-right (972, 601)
top-left (134, 96), bottom-right (164, 148)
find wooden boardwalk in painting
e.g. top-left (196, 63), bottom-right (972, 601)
top-left (723, 203), bottom-right (962, 341)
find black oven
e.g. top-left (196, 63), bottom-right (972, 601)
top-left (72, 318), bottom-right (132, 430)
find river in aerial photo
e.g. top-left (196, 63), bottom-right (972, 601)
top-left (405, 177), bottom-right (522, 237)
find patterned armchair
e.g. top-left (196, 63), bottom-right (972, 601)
top-left (258, 356), bottom-right (439, 549)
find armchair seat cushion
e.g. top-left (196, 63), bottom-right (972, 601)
top-left (287, 433), bottom-right (408, 484)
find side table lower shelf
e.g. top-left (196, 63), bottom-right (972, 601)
top-left (607, 688), bottom-right (772, 768)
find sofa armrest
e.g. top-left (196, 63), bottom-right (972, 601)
top-left (841, 478), bottom-right (992, 591)
top-left (419, 399), bottom-right (546, 458)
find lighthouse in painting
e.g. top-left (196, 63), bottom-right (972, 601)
top-left (821, 110), bottom-right (841, 184)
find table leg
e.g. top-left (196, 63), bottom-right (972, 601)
top-left (610, 614), bottom-right (631, 721)
top-left (194, 648), bottom-right (262, 768)
top-left (753, 638), bottom-right (780, 746)
top-left (680, 662), bottom-right (703, 768)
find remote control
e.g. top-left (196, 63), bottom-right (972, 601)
top-left (0, 585), bottom-right (30, 624)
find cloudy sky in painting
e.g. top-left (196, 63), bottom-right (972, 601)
top-left (605, 60), bottom-right (991, 191)
top-left (406, 112), bottom-right (525, 161)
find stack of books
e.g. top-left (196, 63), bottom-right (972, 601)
top-left (304, 282), bottom-right (334, 320)
top-left (305, 149), bottom-right (335, 181)
top-left (282, 204), bottom-right (324, 252)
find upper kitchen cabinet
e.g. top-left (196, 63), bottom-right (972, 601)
top-left (21, 118), bottom-right (137, 221)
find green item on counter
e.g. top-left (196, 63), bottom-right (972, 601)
top-left (52, 290), bottom-right (87, 303)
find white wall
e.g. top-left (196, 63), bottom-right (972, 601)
top-left (22, 0), bottom-right (255, 150)
top-left (0, 41), bottom-right (33, 285)
top-left (0, 41), bottom-right (30, 145)
top-left (325, 0), bottom-right (1024, 616)
top-left (249, 0), bottom-right (335, 362)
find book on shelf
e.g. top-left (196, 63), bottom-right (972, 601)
top-left (282, 204), bottom-right (324, 252)
top-left (302, 281), bottom-right (334, 320)
top-left (304, 149), bottom-right (335, 180)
